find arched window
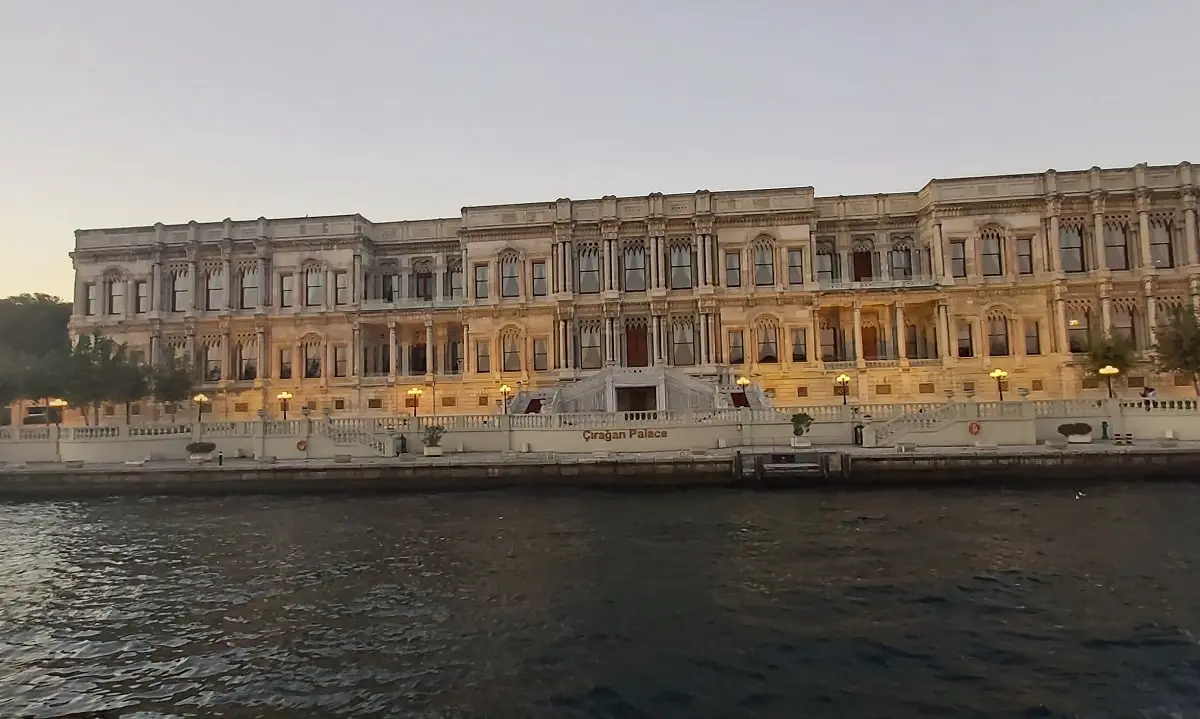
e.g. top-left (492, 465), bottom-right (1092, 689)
top-left (239, 265), bottom-right (258, 309)
top-left (756, 320), bottom-right (779, 363)
top-left (1104, 220), bottom-right (1130, 271)
top-left (752, 242), bottom-right (775, 286)
top-left (501, 329), bottom-right (521, 372)
top-left (578, 320), bottom-right (603, 368)
top-left (1059, 222), bottom-right (1086, 273)
top-left (1112, 306), bottom-right (1137, 349)
top-left (986, 313), bottom-right (1010, 356)
top-left (1149, 217), bottom-right (1175, 269)
top-left (671, 319), bottom-right (695, 366)
top-left (669, 242), bottom-right (694, 289)
top-left (1067, 307), bottom-right (1091, 353)
top-left (623, 241), bottom-right (646, 291)
top-left (235, 337), bottom-right (258, 380)
top-left (499, 252), bottom-right (520, 298)
top-left (980, 227), bottom-right (1004, 277)
top-left (577, 245), bottom-right (601, 294)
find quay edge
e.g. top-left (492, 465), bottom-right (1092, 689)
top-left (3, 448), bottom-right (1200, 499)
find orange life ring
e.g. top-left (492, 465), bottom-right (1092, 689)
top-left (296, 440), bottom-right (308, 451)
top-left (968, 422), bottom-right (981, 435)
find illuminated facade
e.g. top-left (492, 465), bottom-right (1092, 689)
top-left (69, 161), bottom-right (1200, 419)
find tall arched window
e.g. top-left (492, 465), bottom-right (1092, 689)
top-left (1059, 223), bottom-right (1086, 273)
top-left (752, 242), bottom-right (775, 286)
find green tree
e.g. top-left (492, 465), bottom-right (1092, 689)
top-left (1082, 330), bottom-right (1136, 379)
top-left (109, 351), bottom-right (152, 423)
top-left (1154, 307), bottom-right (1200, 395)
top-left (151, 356), bottom-right (197, 420)
top-left (60, 334), bottom-right (125, 425)
top-left (0, 294), bottom-right (71, 359)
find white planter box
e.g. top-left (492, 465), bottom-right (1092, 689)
top-left (790, 437), bottom-right (811, 448)
top-left (423, 446), bottom-right (444, 457)
top-left (1066, 434), bottom-right (1092, 444)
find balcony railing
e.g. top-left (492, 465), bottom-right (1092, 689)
top-left (817, 274), bottom-right (937, 291)
top-left (361, 296), bottom-right (463, 311)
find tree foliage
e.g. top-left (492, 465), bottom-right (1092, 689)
top-left (1154, 307), bottom-right (1200, 395)
top-left (151, 355), bottom-right (197, 408)
top-left (1082, 330), bottom-right (1136, 378)
top-left (0, 294), bottom-right (71, 359)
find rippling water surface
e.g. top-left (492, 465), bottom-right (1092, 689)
top-left (3, 485), bottom-right (1200, 718)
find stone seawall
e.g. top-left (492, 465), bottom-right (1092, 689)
top-left (2, 448), bottom-right (1200, 499)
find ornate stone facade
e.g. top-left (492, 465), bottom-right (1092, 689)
top-left (69, 161), bottom-right (1200, 418)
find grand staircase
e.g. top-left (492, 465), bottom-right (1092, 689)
top-left (871, 401), bottom-right (961, 446)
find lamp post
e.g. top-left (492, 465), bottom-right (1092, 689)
top-left (499, 384), bottom-right (512, 414)
top-left (988, 368), bottom-right (1009, 401)
top-left (276, 391), bottom-right (292, 420)
top-left (407, 387), bottom-right (423, 417)
top-left (1098, 365), bottom-right (1120, 398)
top-left (835, 373), bottom-right (852, 405)
top-left (48, 398), bottom-right (68, 463)
top-left (192, 393), bottom-right (209, 423)
top-left (736, 376), bottom-right (750, 394)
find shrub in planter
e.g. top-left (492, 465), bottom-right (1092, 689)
top-left (186, 441), bottom-right (216, 454)
top-left (423, 425), bottom-right (446, 447)
top-left (1056, 422), bottom-right (1092, 438)
top-left (790, 412), bottom-right (814, 437)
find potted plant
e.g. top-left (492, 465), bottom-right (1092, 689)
top-left (1057, 422), bottom-right (1093, 444)
top-left (790, 412), bottom-right (813, 448)
top-left (422, 425), bottom-right (446, 457)
top-left (186, 441), bottom-right (216, 462)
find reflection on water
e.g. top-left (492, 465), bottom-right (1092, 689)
top-left (2, 485), bottom-right (1200, 717)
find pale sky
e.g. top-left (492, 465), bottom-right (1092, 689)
top-left (2, 0), bottom-right (1197, 298)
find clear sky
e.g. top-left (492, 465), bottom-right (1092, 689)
top-left (2, 0), bottom-right (1196, 299)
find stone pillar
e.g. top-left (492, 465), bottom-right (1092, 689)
top-left (1055, 298), bottom-right (1068, 354)
top-left (852, 304), bottom-right (864, 366)
top-left (1137, 194), bottom-right (1153, 270)
top-left (565, 241), bottom-right (575, 293)
top-left (462, 250), bottom-right (472, 301)
top-left (935, 303), bottom-right (950, 361)
top-left (425, 321), bottom-right (434, 376)
top-left (649, 315), bottom-right (660, 366)
top-left (352, 325), bottom-right (362, 377)
top-left (257, 256), bottom-right (269, 307)
top-left (256, 329), bottom-right (267, 380)
top-left (325, 268), bottom-right (335, 310)
top-left (187, 260), bottom-right (199, 312)
top-left (1146, 291), bottom-right (1158, 348)
top-left (223, 256), bottom-right (234, 311)
top-left (698, 314), bottom-right (710, 364)
top-left (549, 243), bottom-right (559, 294)
top-left (697, 236), bottom-right (709, 288)
top-left (565, 320), bottom-right (575, 368)
top-left (808, 310), bottom-right (820, 363)
top-left (151, 262), bottom-right (162, 312)
top-left (388, 324), bottom-right (397, 379)
top-left (1092, 193), bottom-right (1107, 272)
top-left (1185, 191), bottom-right (1199, 267)
top-left (1047, 197), bottom-right (1062, 273)
top-left (895, 302), bottom-right (906, 360)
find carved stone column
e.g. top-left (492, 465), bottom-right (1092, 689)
top-left (388, 322), bottom-right (397, 379)
top-left (1091, 191), bottom-right (1108, 272)
top-left (1137, 191), bottom-right (1154, 270)
top-left (895, 302), bottom-right (906, 362)
top-left (425, 321), bottom-right (434, 377)
top-left (1046, 196), bottom-right (1062, 273)
top-left (852, 304), bottom-right (864, 368)
top-left (1185, 189), bottom-right (1199, 268)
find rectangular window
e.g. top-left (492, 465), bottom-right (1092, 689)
top-left (1068, 313), bottom-right (1089, 353)
top-left (1024, 321), bottom-right (1041, 355)
top-left (279, 273), bottom-right (294, 308)
top-left (475, 341), bottom-right (490, 373)
top-left (1150, 221), bottom-right (1174, 268)
top-left (501, 260), bottom-right (519, 298)
top-left (890, 249), bottom-right (913, 280)
top-left (753, 246), bottom-right (775, 286)
top-left (728, 330), bottom-right (745, 365)
top-left (171, 274), bottom-right (187, 312)
top-left (107, 281), bottom-right (124, 315)
top-left (1060, 225), bottom-right (1085, 273)
top-left (473, 264), bottom-right (489, 299)
top-left (790, 328), bottom-right (807, 362)
top-left (240, 271), bottom-right (258, 309)
top-left (502, 336), bottom-right (521, 372)
top-left (1017, 238), bottom-right (1033, 275)
top-left (303, 347), bottom-right (321, 378)
top-left (135, 281), bottom-right (148, 313)
top-left (449, 266), bottom-right (463, 298)
top-left (670, 246), bottom-right (693, 289)
top-left (531, 261), bottom-right (547, 296)
top-left (533, 338), bottom-right (548, 371)
top-left (725, 252), bottom-right (741, 287)
top-left (622, 249), bottom-right (646, 292)
top-left (578, 251), bottom-right (600, 294)
top-left (238, 350), bottom-right (257, 381)
top-left (757, 326), bottom-right (779, 363)
top-left (956, 323), bottom-right (973, 358)
top-left (815, 252), bottom-right (835, 283)
top-left (987, 318), bottom-right (1009, 356)
top-left (672, 324), bottom-right (695, 366)
top-left (84, 283), bottom-right (97, 316)
top-left (205, 271), bottom-right (223, 311)
top-left (304, 271), bottom-right (322, 306)
top-left (981, 234), bottom-right (1003, 276)
top-left (579, 326), bottom-right (603, 369)
top-left (1104, 225), bottom-right (1129, 271)
top-left (334, 272), bottom-right (349, 306)
top-left (334, 345), bottom-right (347, 377)
top-left (787, 249), bottom-right (804, 285)
top-left (950, 240), bottom-right (967, 278)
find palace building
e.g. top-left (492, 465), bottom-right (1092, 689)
top-left (68, 161), bottom-right (1200, 419)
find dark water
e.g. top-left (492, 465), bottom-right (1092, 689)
top-left (2, 486), bottom-right (1200, 719)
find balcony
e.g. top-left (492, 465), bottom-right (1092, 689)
top-left (817, 274), bottom-right (937, 291)
top-left (361, 296), bottom-right (463, 312)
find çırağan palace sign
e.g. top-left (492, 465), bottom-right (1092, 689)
top-left (582, 429), bottom-right (670, 442)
